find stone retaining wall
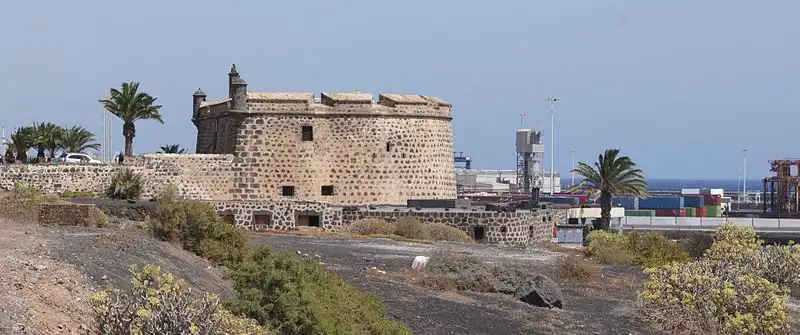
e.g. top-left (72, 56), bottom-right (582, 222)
top-left (211, 200), bottom-right (566, 245)
top-left (0, 154), bottom-right (236, 200)
top-left (38, 203), bottom-right (95, 227)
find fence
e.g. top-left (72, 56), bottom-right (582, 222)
top-left (619, 216), bottom-right (800, 229)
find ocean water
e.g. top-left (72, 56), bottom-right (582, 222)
top-left (644, 179), bottom-right (763, 192)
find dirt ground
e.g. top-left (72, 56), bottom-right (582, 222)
top-left (1, 204), bottom-right (798, 334)
top-left (0, 218), bottom-right (232, 335)
top-left (250, 232), bottom-right (657, 335)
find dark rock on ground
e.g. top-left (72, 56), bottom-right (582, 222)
top-left (514, 274), bottom-right (564, 309)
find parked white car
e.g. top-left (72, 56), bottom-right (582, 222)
top-left (61, 153), bottom-right (102, 164)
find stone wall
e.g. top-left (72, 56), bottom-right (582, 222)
top-left (229, 114), bottom-right (456, 205)
top-left (0, 154), bottom-right (237, 200)
top-left (38, 203), bottom-right (95, 227)
top-left (211, 200), bottom-right (566, 245)
top-left (342, 209), bottom-right (565, 245)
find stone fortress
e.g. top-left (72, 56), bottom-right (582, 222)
top-left (191, 65), bottom-right (457, 205)
top-left (0, 65), bottom-right (564, 245)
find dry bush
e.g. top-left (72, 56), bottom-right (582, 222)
top-left (640, 224), bottom-right (799, 334)
top-left (345, 218), bottom-right (394, 235)
top-left (418, 275), bottom-right (458, 291)
top-left (423, 249), bottom-right (530, 294)
top-left (89, 206), bottom-right (109, 228)
top-left (427, 223), bottom-right (472, 243)
top-left (558, 256), bottom-right (600, 283)
top-left (641, 261), bottom-right (790, 335)
top-left (393, 217), bottom-right (431, 240)
top-left (88, 264), bottom-right (267, 335)
top-left (585, 230), bottom-right (688, 268)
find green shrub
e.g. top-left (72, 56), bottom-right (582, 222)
top-left (200, 221), bottom-right (253, 267)
top-left (149, 186), bottom-right (249, 267)
top-left (11, 181), bottom-right (44, 201)
top-left (106, 168), bottom-right (143, 200)
top-left (393, 217), bottom-right (430, 240)
top-left (558, 256), bottom-right (601, 283)
top-left (345, 218), bottom-right (394, 235)
top-left (626, 231), bottom-right (689, 268)
top-left (585, 230), bottom-right (688, 268)
top-left (427, 223), bottom-right (472, 243)
top-left (225, 247), bottom-right (411, 335)
top-left (88, 264), bottom-right (268, 335)
top-left (641, 261), bottom-right (790, 334)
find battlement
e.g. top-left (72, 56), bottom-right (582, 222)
top-left (196, 91), bottom-right (452, 120)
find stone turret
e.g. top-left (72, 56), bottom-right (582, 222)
top-left (228, 64), bottom-right (248, 112)
top-left (192, 88), bottom-right (206, 120)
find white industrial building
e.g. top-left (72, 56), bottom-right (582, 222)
top-left (456, 169), bottom-right (562, 194)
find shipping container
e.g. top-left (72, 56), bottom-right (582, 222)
top-left (552, 193), bottom-right (588, 205)
top-left (695, 207), bottom-right (707, 217)
top-left (684, 195), bottom-right (704, 207)
top-left (681, 188), bottom-right (701, 195)
top-left (685, 207), bottom-right (696, 217)
top-left (703, 194), bottom-right (722, 206)
top-left (639, 196), bottom-right (684, 210)
top-left (625, 210), bottom-right (655, 217)
top-left (655, 208), bottom-right (687, 217)
top-left (612, 197), bottom-right (639, 210)
top-left (705, 205), bottom-right (722, 217)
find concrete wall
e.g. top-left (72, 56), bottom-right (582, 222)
top-left (0, 154), bottom-right (237, 200)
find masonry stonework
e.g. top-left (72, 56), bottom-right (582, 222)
top-left (192, 65), bottom-right (457, 205)
top-left (0, 154), bottom-right (237, 200)
top-left (207, 200), bottom-right (566, 245)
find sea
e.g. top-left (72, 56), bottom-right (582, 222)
top-left (645, 179), bottom-right (762, 192)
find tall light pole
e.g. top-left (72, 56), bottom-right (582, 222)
top-left (518, 112), bottom-right (527, 128)
top-left (743, 148), bottom-right (748, 204)
top-left (570, 148), bottom-right (576, 188)
top-left (545, 96), bottom-right (559, 195)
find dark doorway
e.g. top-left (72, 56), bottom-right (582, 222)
top-left (222, 215), bottom-right (235, 225)
top-left (296, 213), bottom-right (321, 228)
top-left (253, 214), bottom-right (272, 231)
top-left (473, 226), bottom-right (486, 241)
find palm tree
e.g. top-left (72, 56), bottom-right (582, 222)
top-left (61, 126), bottom-right (101, 153)
top-left (158, 144), bottom-right (186, 154)
top-left (10, 126), bottom-right (35, 163)
top-left (32, 122), bottom-right (65, 159)
top-left (570, 149), bottom-right (648, 230)
top-left (99, 82), bottom-right (164, 156)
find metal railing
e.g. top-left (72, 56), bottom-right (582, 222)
top-left (617, 216), bottom-right (800, 230)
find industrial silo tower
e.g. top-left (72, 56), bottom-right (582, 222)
top-left (516, 128), bottom-right (545, 193)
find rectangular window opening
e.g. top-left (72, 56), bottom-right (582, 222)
top-left (301, 125), bottom-right (314, 141)
top-left (253, 214), bottom-right (272, 231)
top-left (473, 226), bottom-right (486, 241)
top-left (222, 215), bottom-right (235, 225)
top-left (296, 213), bottom-right (321, 228)
top-left (321, 185), bottom-right (334, 196)
top-left (282, 186), bottom-right (295, 196)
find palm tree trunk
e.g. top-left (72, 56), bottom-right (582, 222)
top-left (600, 191), bottom-right (612, 230)
top-left (122, 121), bottom-right (135, 156)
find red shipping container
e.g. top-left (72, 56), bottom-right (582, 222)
top-left (703, 194), bottom-right (721, 206)
top-left (655, 208), bottom-right (686, 217)
top-left (552, 193), bottom-right (588, 205)
top-left (695, 207), bottom-right (707, 217)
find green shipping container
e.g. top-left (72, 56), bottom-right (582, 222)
top-left (685, 207), bottom-right (696, 217)
top-left (705, 205), bottom-right (722, 217)
top-left (626, 210), bottom-right (655, 217)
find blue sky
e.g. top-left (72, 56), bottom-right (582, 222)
top-left (0, 0), bottom-right (797, 179)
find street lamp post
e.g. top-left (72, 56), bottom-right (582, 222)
top-left (519, 112), bottom-right (527, 128)
top-left (570, 148), bottom-right (576, 188)
top-left (545, 96), bottom-right (559, 196)
top-left (743, 148), bottom-right (748, 204)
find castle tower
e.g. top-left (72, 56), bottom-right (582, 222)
top-left (228, 64), bottom-right (247, 111)
top-left (192, 88), bottom-right (206, 120)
